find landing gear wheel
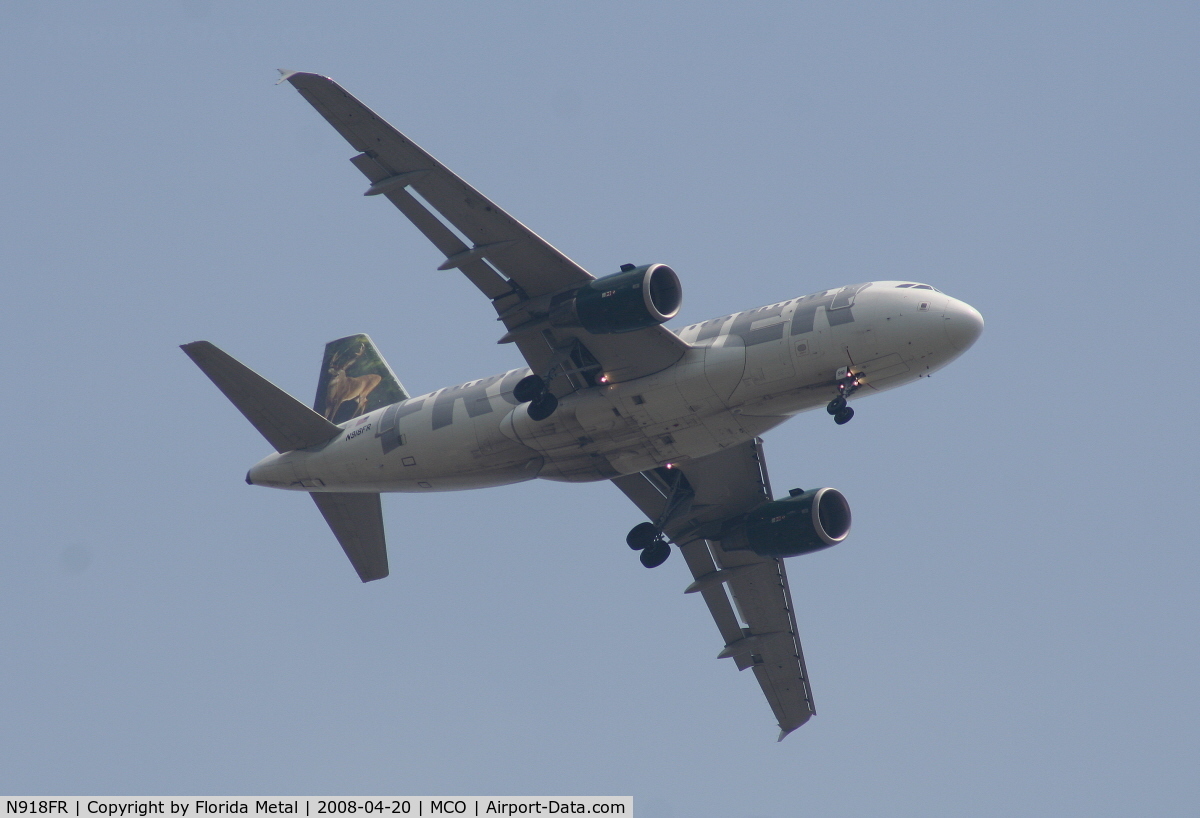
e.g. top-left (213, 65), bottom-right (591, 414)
top-left (640, 540), bottom-right (671, 568)
top-left (527, 392), bottom-right (559, 421)
top-left (834, 406), bottom-right (854, 425)
top-left (826, 396), bottom-right (847, 415)
top-left (513, 374), bottom-right (545, 404)
top-left (626, 522), bottom-right (659, 551)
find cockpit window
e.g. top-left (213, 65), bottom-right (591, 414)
top-left (895, 283), bottom-right (915, 288)
top-left (895, 283), bottom-right (941, 292)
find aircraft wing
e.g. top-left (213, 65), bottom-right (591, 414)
top-left (611, 439), bottom-right (817, 740)
top-left (283, 72), bottom-right (687, 388)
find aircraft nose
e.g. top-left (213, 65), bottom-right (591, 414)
top-left (943, 297), bottom-right (984, 352)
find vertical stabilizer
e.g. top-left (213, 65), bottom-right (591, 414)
top-left (314, 333), bottom-right (409, 423)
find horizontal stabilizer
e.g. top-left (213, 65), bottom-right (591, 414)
top-left (310, 492), bottom-right (389, 582)
top-left (182, 341), bottom-right (342, 453)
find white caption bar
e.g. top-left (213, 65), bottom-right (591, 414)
top-left (2, 799), bottom-right (632, 818)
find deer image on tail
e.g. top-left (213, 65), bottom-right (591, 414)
top-left (323, 343), bottom-right (382, 420)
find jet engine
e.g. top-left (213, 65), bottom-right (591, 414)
top-left (722, 488), bottom-right (851, 558)
top-left (568, 264), bottom-right (682, 334)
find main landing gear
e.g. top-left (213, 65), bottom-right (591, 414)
top-left (624, 467), bottom-right (694, 569)
top-left (513, 373), bottom-right (558, 421)
top-left (512, 341), bottom-right (602, 422)
top-left (627, 522), bottom-right (671, 568)
top-left (827, 367), bottom-right (861, 425)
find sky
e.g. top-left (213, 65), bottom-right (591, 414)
top-left (2, 1), bottom-right (1198, 815)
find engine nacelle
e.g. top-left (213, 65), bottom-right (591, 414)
top-left (723, 488), bottom-right (851, 558)
top-left (569, 264), bottom-right (682, 334)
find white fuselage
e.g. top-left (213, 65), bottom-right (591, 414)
top-left (247, 281), bottom-right (983, 493)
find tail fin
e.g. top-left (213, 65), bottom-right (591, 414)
top-left (182, 340), bottom-right (390, 583)
top-left (314, 333), bottom-right (409, 423)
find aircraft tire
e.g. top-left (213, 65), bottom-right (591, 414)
top-left (640, 541), bottom-right (671, 568)
top-left (527, 392), bottom-right (558, 421)
top-left (513, 374), bottom-right (545, 403)
top-left (627, 522), bottom-right (659, 550)
top-left (827, 396), bottom-right (847, 415)
top-left (834, 407), bottom-right (854, 425)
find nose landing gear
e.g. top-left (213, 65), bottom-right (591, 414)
top-left (827, 367), bottom-right (861, 425)
top-left (827, 397), bottom-right (854, 424)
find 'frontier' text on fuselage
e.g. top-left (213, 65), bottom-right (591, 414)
top-left (247, 281), bottom-right (981, 492)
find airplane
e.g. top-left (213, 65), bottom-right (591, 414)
top-left (182, 71), bottom-right (984, 741)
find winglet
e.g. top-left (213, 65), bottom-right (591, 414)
top-left (276, 68), bottom-right (301, 85)
top-left (777, 725), bottom-right (800, 742)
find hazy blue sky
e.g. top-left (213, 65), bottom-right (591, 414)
top-left (3, 2), bottom-right (1198, 815)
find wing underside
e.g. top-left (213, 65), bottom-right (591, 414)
top-left (283, 71), bottom-right (686, 388)
top-left (612, 440), bottom-right (817, 739)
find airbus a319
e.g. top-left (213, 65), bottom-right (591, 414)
top-left (183, 72), bottom-right (983, 739)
